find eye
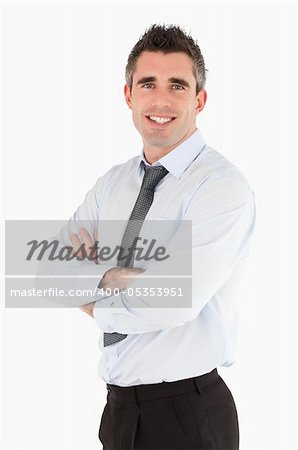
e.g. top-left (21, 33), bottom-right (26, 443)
top-left (172, 84), bottom-right (184, 90)
top-left (142, 83), bottom-right (155, 89)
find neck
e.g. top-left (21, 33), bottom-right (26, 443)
top-left (143, 127), bottom-right (197, 165)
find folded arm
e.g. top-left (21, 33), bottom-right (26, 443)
top-left (93, 172), bottom-right (256, 332)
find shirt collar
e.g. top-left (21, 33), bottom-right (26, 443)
top-left (138, 128), bottom-right (206, 179)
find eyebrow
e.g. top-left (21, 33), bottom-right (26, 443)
top-left (136, 76), bottom-right (190, 88)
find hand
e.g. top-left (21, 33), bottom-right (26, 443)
top-left (99, 266), bottom-right (145, 293)
top-left (70, 227), bottom-right (99, 263)
top-left (79, 267), bottom-right (144, 319)
top-left (70, 227), bottom-right (98, 318)
top-left (79, 301), bottom-right (95, 318)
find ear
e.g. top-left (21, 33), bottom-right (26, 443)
top-left (124, 84), bottom-right (132, 109)
top-left (195, 89), bottom-right (207, 114)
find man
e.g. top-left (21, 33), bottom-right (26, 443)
top-left (65, 24), bottom-right (255, 449)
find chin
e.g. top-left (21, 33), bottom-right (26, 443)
top-left (147, 138), bottom-right (172, 148)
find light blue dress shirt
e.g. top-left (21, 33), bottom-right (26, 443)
top-left (54, 128), bottom-right (256, 386)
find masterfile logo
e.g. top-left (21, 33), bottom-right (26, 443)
top-left (5, 220), bottom-right (192, 309)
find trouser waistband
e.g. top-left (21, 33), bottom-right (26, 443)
top-left (106, 368), bottom-right (219, 402)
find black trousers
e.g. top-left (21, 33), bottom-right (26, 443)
top-left (98, 368), bottom-right (239, 450)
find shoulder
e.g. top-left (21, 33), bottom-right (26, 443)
top-left (93, 155), bottom-right (140, 189)
top-left (192, 144), bottom-right (253, 199)
top-left (106, 155), bottom-right (140, 178)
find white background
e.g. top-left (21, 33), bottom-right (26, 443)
top-left (1, 1), bottom-right (297, 449)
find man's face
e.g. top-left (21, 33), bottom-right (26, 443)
top-left (124, 51), bottom-right (206, 155)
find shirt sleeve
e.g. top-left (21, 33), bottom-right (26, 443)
top-left (36, 172), bottom-right (116, 307)
top-left (93, 169), bottom-right (256, 332)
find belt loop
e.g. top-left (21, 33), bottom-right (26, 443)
top-left (194, 378), bottom-right (203, 396)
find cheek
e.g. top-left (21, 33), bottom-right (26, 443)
top-left (176, 98), bottom-right (195, 114)
top-left (131, 94), bottom-right (147, 109)
top-left (131, 110), bottom-right (144, 130)
top-left (131, 103), bottom-right (145, 121)
top-left (185, 102), bottom-right (198, 117)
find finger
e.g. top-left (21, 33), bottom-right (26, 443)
top-left (79, 228), bottom-right (94, 255)
top-left (93, 228), bottom-right (99, 243)
top-left (80, 308), bottom-right (92, 317)
top-left (70, 233), bottom-right (83, 258)
top-left (79, 302), bottom-right (95, 318)
top-left (93, 229), bottom-right (99, 263)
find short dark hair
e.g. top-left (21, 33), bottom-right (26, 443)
top-left (125, 24), bottom-right (207, 95)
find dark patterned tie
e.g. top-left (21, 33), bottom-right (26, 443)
top-left (103, 164), bottom-right (169, 347)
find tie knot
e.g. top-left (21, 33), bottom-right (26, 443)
top-left (142, 165), bottom-right (169, 191)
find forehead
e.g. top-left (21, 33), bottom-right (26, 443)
top-left (133, 51), bottom-right (196, 81)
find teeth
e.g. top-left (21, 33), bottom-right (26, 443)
top-left (149, 116), bottom-right (173, 124)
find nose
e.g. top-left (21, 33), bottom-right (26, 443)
top-left (150, 86), bottom-right (172, 109)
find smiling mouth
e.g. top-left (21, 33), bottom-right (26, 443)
top-left (146, 115), bottom-right (176, 124)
